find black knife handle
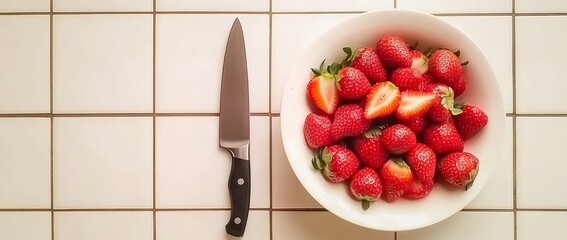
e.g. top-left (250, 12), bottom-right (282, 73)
top-left (226, 157), bottom-right (251, 237)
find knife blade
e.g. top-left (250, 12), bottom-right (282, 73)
top-left (219, 18), bottom-right (251, 238)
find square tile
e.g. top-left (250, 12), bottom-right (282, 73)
top-left (397, 0), bottom-right (512, 13)
top-left (53, 117), bottom-right (153, 208)
top-left (0, 118), bottom-right (51, 208)
top-left (54, 211), bottom-right (153, 240)
top-left (54, 0), bottom-right (153, 12)
top-left (517, 117), bottom-right (567, 208)
top-left (271, 14), bottom-right (355, 113)
top-left (0, 0), bottom-right (49, 12)
top-left (516, 0), bottom-right (567, 13)
top-left (517, 211), bottom-right (567, 240)
top-left (516, 17), bottom-right (567, 113)
top-left (272, 211), bottom-right (394, 240)
top-left (271, 117), bottom-right (321, 209)
top-left (0, 212), bottom-right (51, 240)
top-left (439, 16), bottom-right (513, 113)
top-left (156, 210), bottom-right (269, 240)
top-left (272, 0), bottom-right (392, 12)
top-left (0, 15), bottom-right (50, 113)
top-left (53, 14), bottom-right (153, 113)
top-left (398, 212), bottom-right (514, 240)
top-left (466, 117), bottom-right (513, 209)
top-left (157, 0), bottom-right (269, 11)
top-left (156, 14), bottom-right (269, 113)
top-left (155, 117), bottom-right (270, 208)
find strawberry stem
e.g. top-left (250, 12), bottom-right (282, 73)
top-left (461, 61), bottom-right (469, 66)
top-left (361, 199), bottom-right (370, 210)
top-left (454, 50), bottom-right (461, 57)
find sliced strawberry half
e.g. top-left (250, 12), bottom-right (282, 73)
top-left (403, 178), bottom-right (434, 200)
top-left (395, 90), bottom-right (435, 121)
top-left (307, 61), bottom-right (340, 114)
top-left (410, 50), bottom-right (428, 74)
top-left (364, 81), bottom-right (401, 120)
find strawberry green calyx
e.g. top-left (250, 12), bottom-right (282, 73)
top-left (465, 167), bottom-right (479, 191)
top-left (361, 199), bottom-right (370, 210)
top-left (391, 158), bottom-right (409, 169)
top-left (311, 148), bottom-right (331, 170)
top-left (311, 60), bottom-right (337, 80)
top-left (438, 85), bottom-right (463, 115)
top-left (363, 127), bottom-right (382, 138)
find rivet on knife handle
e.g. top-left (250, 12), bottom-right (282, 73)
top-left (225, 155), bottom-right (251, 237)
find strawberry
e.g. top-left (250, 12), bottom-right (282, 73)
top-left (308, 61), bottom-right (340, 114)
top-left (410, 50), bottom-right (428, 74)
top-left (303, 113), bottom-right (333, 149)
top-left (449, 75), bottom-right (466, 97)
top-left (380, 124), bottom-right (417, 155)
top-left (400, 116), bottom-right (427, 135)
top-left (438, 152), bottom-right (479, 189)
top-left (403, 178), bottom-right (434, 200)
top-left (312, 145), bottom-right (360, 183)
top-left (364, 81), bottom-right (401, 119)
top-left (428, 49), bottom-right (462, 85)
top-left (405, 143), bottom-right (436, 182)
top-left (422, 122), bottom-right (464, 155)
top-left (347, 47), bottom-right (388, 83)
top-left (380, 158), bottom-right (413, 202)
top-left (424, 84), bottom-right (462, 123)
top-left (331, 104), bottom-right (371, 140)
top-left (376, 36), bottom-right (412, 69)
top-left (395, 90), bottom-right (436, 121)
top-left (352, 129), bottom-right (389, 169)
top-left (350, 167), bottom-right (382, 210)
top-left (390, 67), bottom-right (425, 92)
top-left (337, 67), bottom-right (372, 100)
top-left (422, 73), bottom-right (436, 84)
top-left (453, 104), bottom-right (488, 140)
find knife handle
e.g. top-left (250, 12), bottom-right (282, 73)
top-left (226, 157), bottom-right (251, 237)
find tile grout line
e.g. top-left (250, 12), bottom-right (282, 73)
top-left (152, 1), bottom-right (157, 240)
top-left (268, 0), bottom-right (274, 240)
top-left (49, 0), bottom-right (54, 239)
top-left (394, 0), bottom-right (397, 9)
top-left (1, 207), bottom-right (565, 212)
top-left (512, 1), bottom-right (518, 240)
top-left (3, 11), bottom-right (567, 16)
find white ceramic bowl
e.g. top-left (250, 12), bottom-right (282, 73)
top-left (280, 9), bottom-right (505, 231)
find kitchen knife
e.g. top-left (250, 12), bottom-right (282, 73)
top-left (219, 18), bottom-right (251, 238)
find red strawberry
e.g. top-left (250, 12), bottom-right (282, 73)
top-left (453, 104), bottom-right (488, 140)
top-left (403, 178), bottom-right (434, 200)
top-left (449, 75), bottom-right (466, 97)
top-left (406, 143), bottom-right (436, 182)
top-left (376, 36), bottom-right (412, 69)
top-left (424, 84), bottom-right (462, 123)
top-left (422, 122), bottom-right (464, 155)
top-left (349, 47), bottom-right (388, 83)
top-left (337, 67), bottom-right (372, 100)
top-left (380, 124), bottom-right (417, 155)
top-left (422, 73), bottom-right (435, 84)
top-left (410, 50), bottom-right (428, 74)
top-left (331, 104), bottom-right (371, 140)
top-left (400, 116), bottom-right (427, 135)
top-left (364, 81), bottom-right (401, 119)
top-left (352, 129), bottom-right (389, 169)
top-left (380, 158), bottom-right (413, 202)
top-left (308, 61), bottom-right (340, 114)
top-left (311, 145), bottom-right (360, 183)
top-left (395, 90), bottom-right (436, 121)
top-left (350, 167), bottom-right (382, 210)
top-left (303, 113), bottom-right (333, 149)
top-left (438, 152), bottom-right (479, 189)
top-left (390, 67), bottom-right (425, 92)
top-left (428, 49), bottom-right (462, 85)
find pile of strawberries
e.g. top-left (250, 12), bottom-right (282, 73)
top-left (303, 35), bottom-right (488, 210)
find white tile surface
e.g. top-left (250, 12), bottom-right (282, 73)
top-left (0, 15), bottom-right (50, 113)
top-left (156, 14), bottom-right (269, 113)
top-left (397, 0), bottom-right (512, 13)
top-left (517, 211), bottom-right (567, 240)
top-left (271, 14), bottom-right (355, 113)
top-left (398, 212), bottom-right (514, 240)
top-left (272, 211), bottom-right (393, 240)
top-left (516, 0), bottom-right (567, 13)
top-left (156, 210), bottom-right (270, 240)
top-left (0, 0), bottom-right (49, 12)
top-left (54, 0), bottom-right (153, 12)
top-left (0, 212), bottom-right (51, 240)
top-left (157, 0), bottom-right (269, 11)
top-left (273, 0), bottom-right (392, 12)
top-left (54, 211), bottom-right (153, 240)
top-left (517, 117), bottom-right (567, 208)
top-left (53, 117), bottom-right (153, 208)
top-left (516, 17), bottom-right (567, 113)
top-left (0, 118), bottom-right (51, 208)
top-left (155, 117), bottom-right (270, 208)
top-left (440, 16), bottom-right (513, 113)
top-left (53, 14), bottom-right (153, 113)
top-left (271, 117), bottom-right (321, 209)
top-left (466, 117), bottom-right (513, 209)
